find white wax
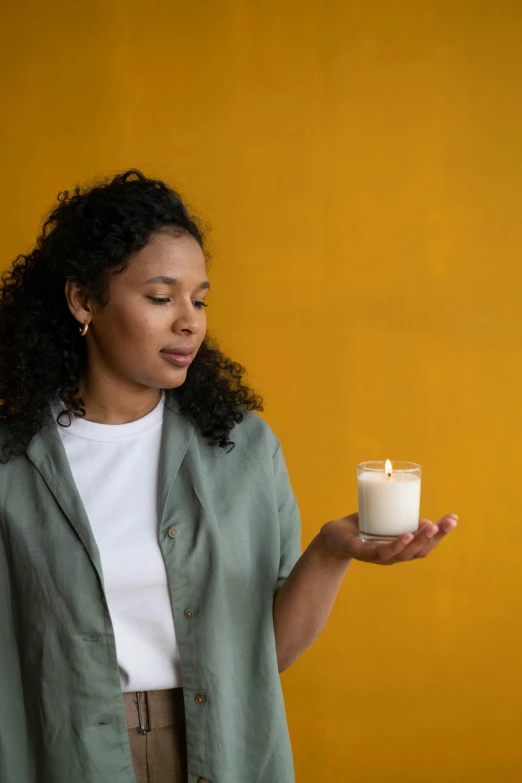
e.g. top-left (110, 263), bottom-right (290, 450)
top-left (358, 471), bottom-right (421, 537)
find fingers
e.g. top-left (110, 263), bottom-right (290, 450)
top-left (438, 513), bottom-right (458, 533)
top-left (347, 532), bottom-right (413, 564)
top-left (382, 532), bottom-right (415, 560)
top-left (395, 514), bottom-right (458, 562)
top-left (346, 513), bottom-right (458, 565)
top-left (394, 522), bottom-right (439, 561)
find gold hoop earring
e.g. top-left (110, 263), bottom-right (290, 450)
top-left (79, 322), bottom-right (89, 337)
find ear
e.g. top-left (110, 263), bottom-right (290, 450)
top-left (64, 279), bottom-right (92, 327)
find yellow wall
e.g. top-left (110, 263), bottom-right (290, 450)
top-left (2, 1), bottom-right (521, 780)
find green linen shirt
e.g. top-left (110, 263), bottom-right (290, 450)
top-left (0, 390), bottom-right (302, 783)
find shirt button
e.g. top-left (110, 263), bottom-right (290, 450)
top-left (198, 779), bottom-right (210, 783)
top-left (184, 609), bottom-right (194, 619)
top-left (167, 528), bottom-right (178, 538)
top-left (195, 694), bottom-right (206, 705)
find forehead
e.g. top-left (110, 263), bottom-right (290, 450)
top-left (124, 229), bottom-right (207, 282)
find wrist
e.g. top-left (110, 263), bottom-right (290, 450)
top-left (315, 522), bottom-right (353, 565)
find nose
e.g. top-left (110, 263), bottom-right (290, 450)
top-left (172, 298), bottom-right (204, 335)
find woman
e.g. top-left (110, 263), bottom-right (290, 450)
top-left (0, 170), bottom-right (457, 783)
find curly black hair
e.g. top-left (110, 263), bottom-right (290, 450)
top-left (0, 169), bottom-right (263, 464)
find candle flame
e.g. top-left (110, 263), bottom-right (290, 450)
top-left (385, 459), bottom-right (392, 476)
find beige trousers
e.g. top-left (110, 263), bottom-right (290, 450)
top-left (123, 688), bottom-right (187, 783)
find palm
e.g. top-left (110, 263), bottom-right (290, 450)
top-left (323, 512), bottom-right (458, 565)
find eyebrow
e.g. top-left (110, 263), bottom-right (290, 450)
top-left (142, 276), bottom-right (210, 290)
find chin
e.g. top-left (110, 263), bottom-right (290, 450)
top-left (161, 371), bottom-right (189, 389)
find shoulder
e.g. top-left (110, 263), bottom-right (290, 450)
top-left (0, 420), bottom-right (12, 461)
top-left (188, 407), bottom-right (281, 469)
top-left (231, 409), bottom-right (280, 456)
top-left (224, 411), bottom-right (279, 457)
top-left (164, 386), bottom-right (280, 458)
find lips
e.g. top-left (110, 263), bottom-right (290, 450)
top-left (160, 346), bottom-right (195, 368)
top-left (161, 346), bottom-right (194, 356)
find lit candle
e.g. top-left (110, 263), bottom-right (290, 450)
top-left (357, 460), bottom-right (421, 542)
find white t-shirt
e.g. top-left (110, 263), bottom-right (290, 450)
top-left (51, 392), bottom-right (181, 693)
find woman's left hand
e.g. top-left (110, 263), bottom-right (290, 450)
top-left (320, 513), bottom-right (458, 565)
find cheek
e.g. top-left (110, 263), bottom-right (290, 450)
top-left (134, 314), bottom-right (161, 342)
top-left (99, 304), bottom-right (159, 358)
top-left (120, 304), bottom-right (163, 341)
top-left (199, 311), bottom-right (208, 339)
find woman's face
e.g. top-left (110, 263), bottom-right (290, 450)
top-left (66, 228), bottom-right (209, 393)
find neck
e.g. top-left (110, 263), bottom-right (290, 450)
top-left (77, 375), bottom-right (163, 425)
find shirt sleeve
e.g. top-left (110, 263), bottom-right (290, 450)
top-left (272, 441), bottom-right (302, 592)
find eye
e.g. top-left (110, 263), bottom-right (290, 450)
top-left (148, 296), bottom-right (209, 309)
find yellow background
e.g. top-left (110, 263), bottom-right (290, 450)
top-left (1, 1), bottom-right (521, 780)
